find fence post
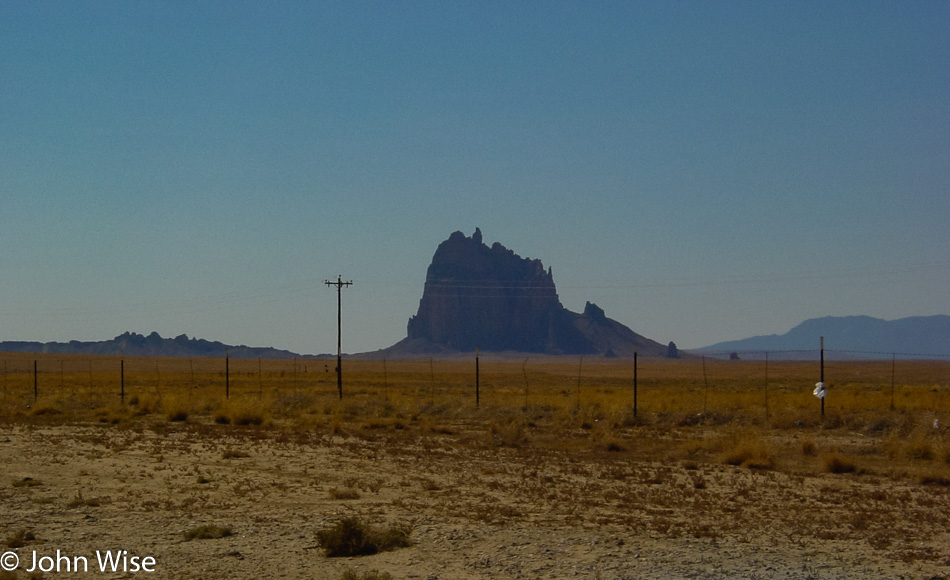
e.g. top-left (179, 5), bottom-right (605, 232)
top-left (764, 352), bottom-right (769, 420)
top-left (890, 353), bottom-right (896, 411)
top-left (429, 357), bottom-right (435, 403)
top-left (576, 356), bottom-right (583, 407)
top-left (633, 352), bottom-right (639, 417)
top-left (522, 358), bottom-right (529, 408)
top-left (33, 359), bottom-right (38, 403)
top-left (120, 359), bottom-right (125, 404)
top-left (225, 351), bottom-right (230, 399)
top-left (383, 358), bottom-right (389, 402)
top-left (475, 348), bottom-right (480, 409)
top-left (702, 355), bottom-right (709, 416)
top-left (820, 337), bottom-right (825, 419)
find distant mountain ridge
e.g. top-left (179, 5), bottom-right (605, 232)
top-left (697, 315), bottom-right (950, 358)
top-left (0, 331), bottom-right (307, 359)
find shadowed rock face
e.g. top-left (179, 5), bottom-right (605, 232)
top-left (401, 229), bottom-right (667, 356)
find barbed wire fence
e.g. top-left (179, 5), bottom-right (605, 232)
top-left (1, 346), bottom-right (948, 422)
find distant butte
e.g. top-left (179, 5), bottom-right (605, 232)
top-left (379, 228), bottom-right (668, 357)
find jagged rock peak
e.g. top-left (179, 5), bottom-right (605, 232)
top-left (392, 229), bottom-right (671, 357)
top-left (583, 301), bottom-right (607, 323)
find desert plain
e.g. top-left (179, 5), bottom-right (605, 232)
top-left (2, 354), bottom-right (949, 579)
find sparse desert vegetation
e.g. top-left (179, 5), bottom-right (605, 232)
top-left (1, 353), bottom-right (949, 578)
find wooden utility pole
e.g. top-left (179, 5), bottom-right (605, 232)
top-left (325, 275), bottom-right (353, 400)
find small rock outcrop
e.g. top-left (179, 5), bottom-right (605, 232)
top-left (385, 229), bottom-right (669, 356)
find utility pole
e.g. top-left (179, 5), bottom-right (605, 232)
top-left (325, 275), bottom-right (353, 400)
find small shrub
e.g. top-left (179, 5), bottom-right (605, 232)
top-left (166, 410), bottom-right (189, 422)
top-left (918, 473), bottom-right (950, 486)
top-left (719, 434), bottom-right (774, 470)
top-left (906, 437), bottom-right (935, 461)
top-left (329, 488), bottom-right (361, 500)
top-left (217, 399), bottom-right (267, 426)
top-left (66, 491), bottom-right (104, 508)
top-left (801, 439), bottom-right (817, 456)
top-left (132, 394), bottom-right (160, 416)
top-left (12, 477), bottom-right (43, 488)
top-left (184, 525), bottom-right (233, 541)
top-left (342, 570), bottom-right (393, 580)
top-left (824, 453), bottom-right (857, 474)
top-left (316, 517), bottom-right (410, 558)
top-left (488, 417), bottom-right (527, 448)
top-left (4, 529), bottom-right (37, 548)
top-left (418, 478), bottom-right (440, 492)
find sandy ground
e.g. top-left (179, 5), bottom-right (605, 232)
top-left (2, 421), bottom-right (949, 579)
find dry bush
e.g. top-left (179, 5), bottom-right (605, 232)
top-left (823, 453), bottom-right (858, 474)
top-left (214, 397), bottom-right (268, 426)
top-left (316, 517), bottom-right (410, 558)
top-left (131, 393), bottom-right (161, 416)
top-left (488, 416), bottom-right (528, 448)
top-left (328, 488), bottom-right (361, 500)
top-left (342, 570), bottom-right (393, 580)
top-left (904, 431), bottom-right (937, 461)
top-left (918, 472), bottom-right (950, 486)
top-left (66, 490), bottom-right (107, 508)
top-left (162, 393), bottom-right (190, 422)
top-left (801, 439), bottom-right (818, 456)
top-left (31, 404), bottom-right (63, 416)
top-left (12, 477), bottom-right (43, 488)
top-left (221, 449), bottom-right (250, 459)
top-left (4, 529), bottom-right (38, 548)
top-left (184, 525), bottom-right (233, 540)
top-left (717, 430), bottom-right (775, 470)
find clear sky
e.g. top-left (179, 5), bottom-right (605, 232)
top-left (2, 1), bottom-right (948, 355)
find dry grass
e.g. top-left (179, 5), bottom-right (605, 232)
top-left (2, 353), bottom-right (949, 578)
top-left (0, 353), bottom-right (948, 489)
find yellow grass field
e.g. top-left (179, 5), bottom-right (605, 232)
top-left (2, 353), bottom-right (949, 578)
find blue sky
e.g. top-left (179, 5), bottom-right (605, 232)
top-left (1, 1), bottom-right (948, 355)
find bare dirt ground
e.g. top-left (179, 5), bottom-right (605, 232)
top-left (3, 419), bottom-right (949, 580)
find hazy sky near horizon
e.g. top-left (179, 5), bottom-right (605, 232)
top-left (2, 1), bottom-right (948, 355)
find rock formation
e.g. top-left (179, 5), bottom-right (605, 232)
top-left (385, 229), bottom-right (668, 357)
top-left (0, 332), bottom-right (304, 358)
